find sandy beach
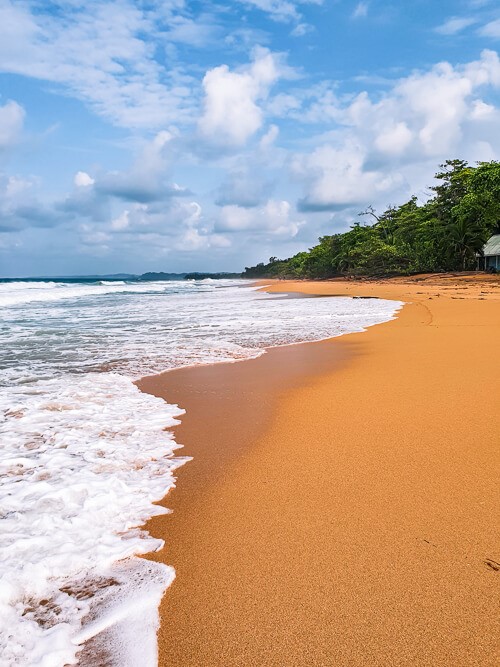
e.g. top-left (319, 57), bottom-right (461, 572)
top-left (138, 273), bottom-right (499, 667)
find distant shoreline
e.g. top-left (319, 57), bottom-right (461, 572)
top-left (0, 271), bottom-right (244, 282)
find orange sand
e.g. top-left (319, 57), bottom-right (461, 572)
top-left (138, 273), bottom-right (500, 666)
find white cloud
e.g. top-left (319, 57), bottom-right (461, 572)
top-left (292, 143), bottom-right (402, 210)
top-left (374, 122), bottom-right (413, 155)
top-left (198, 49), bottom-right (286, 147)
top-left (217, 205), bottom-right (253, 230)
top-left (41, 131), bottom-right (185, 236)
top-left (210, 234), bottom-right (232, 248)
top-left (0, 2), bottom-right (315, 133)
top-left (290, 22), bottom-right (313, 37)
top-left (464, 49), bottom-right (500, 85)
top-left (339, 50), bottom-right (500, 157)
top-left (469, 99), bottom-right (495, 119)
top-left (172, 202), bottom-right (231, 251)
top-left (216, 199), bottom-right (304, 236)
top-left (1, 129), bottom-right (191, 237)
top-left (109, 203), bottom-right (159, 232)
top-left (291, 50), bottom-right (500, 211)
top-left (111, 210), bottom-right (131, 231)
top-left (238, 0), bottom-right (322, 23)
top-left (96, 131), bottom-right (181, 202)
top-left (0, 172), bottom-right (55, 232)
top-left (259, 124), bottom-right (280, 150)
top-left (74, 172), bottom-right (95, 187)
top-left (266, 92), bottom-right (303, 116)
top-left (0, 1), bottom-right (195, 129)
top-left (4, 176), bottom-right (32, 199)
top-left (92, 199), bottom-right (232, 254)
top-left (164, 14), bottom-right (221, 47)
top-left (435, 17), bottom-right (477, 35)
top-left (479, 19), bottom-right (500, 39)
top-left (352, 2), bottom-right (369, 19)
top-left (394, 64), bottom-right (472, 154)
top-left (0, 100), bottom-right (25, 148)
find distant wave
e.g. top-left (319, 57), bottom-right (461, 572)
top-left (99, 280), bottom-right (127, 285)
top-left (0, 280), bottom-right (60, 289)
top-left (0, 280), bottom-right (167, 307)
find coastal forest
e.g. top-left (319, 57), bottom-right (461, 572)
top-left (243, 160), bottom-right (500, 279)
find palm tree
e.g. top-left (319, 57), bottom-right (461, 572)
top-left (447, 218), bottom-right (486, 270)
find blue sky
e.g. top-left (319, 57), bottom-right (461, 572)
top-left (1, 0), bottom-right (500, 276)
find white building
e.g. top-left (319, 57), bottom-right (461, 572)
top-left (480, 234), bottom-right (500, 271)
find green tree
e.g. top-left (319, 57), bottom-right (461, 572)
top-left (241, 159), bottom-right (498, 280)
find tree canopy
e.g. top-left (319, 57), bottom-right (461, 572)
top-left (243, 160), bottom-right (500, 279)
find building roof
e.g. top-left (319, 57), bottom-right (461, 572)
top-left (483, 234), bottom-right (500, 257)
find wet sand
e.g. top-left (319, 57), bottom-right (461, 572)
top-left (138, 273), bottom-right (500, 667)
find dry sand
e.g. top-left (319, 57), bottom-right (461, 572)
top-left (138, 273), bottom-right (500, 667)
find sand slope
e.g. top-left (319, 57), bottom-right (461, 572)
top-left (139, 274), bottom-right (499, 666)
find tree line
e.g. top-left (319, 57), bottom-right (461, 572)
top-left (243, 160), bottom-right (500, 279)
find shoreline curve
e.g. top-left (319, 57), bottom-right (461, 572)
top-left (139, 273), bottom-right (499, 667)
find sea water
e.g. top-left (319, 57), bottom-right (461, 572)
top-left (0, 279), bottom-right (402, 666)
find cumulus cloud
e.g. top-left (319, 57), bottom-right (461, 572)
top-left (95, 131), bottom-right (190, 203)
top-left (0, 100), bottom-right (25, 148)
top-left (173, 202), bottom-right (210, 251)
top-left (393, 50), bottom-right (500, 154)
top-left (374, 122), bottom-right (413, 155)
top-left (2, 131), bottom-right (190, 235)
top-left (57, 181), bottom-right (110, 224)
top-left (0, 176), bottom-right (28, 231)
top-left (291, 50), bottom-right (500, 211)
top-left (216, 199), bottom-right (304, 236)
top-left (89, 199), bottom-right (231, 254)
top-left (198, 48), bottom-right (289, 147)
top-left (74, 172), bottom-right (95, 187)
top-left (0, 173), bottom-right (62, 232)
top-left (292, 143), bottom-right (402, 211)
top-left (173, 202), bottom-right (229, 252)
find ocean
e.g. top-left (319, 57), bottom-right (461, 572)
top-left (0, 279), bottom-right (402, 666)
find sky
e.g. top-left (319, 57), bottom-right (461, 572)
top-left (0, 0), bottom-right (500, 277)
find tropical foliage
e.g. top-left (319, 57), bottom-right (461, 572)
top-left (243, 160), bottom-right (500, 279)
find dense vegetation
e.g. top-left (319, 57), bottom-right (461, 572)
top-left (243, 160), bottom-right (500, 279)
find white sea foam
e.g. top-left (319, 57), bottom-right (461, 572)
top-left (0, 281), bottom-right (167, 307)
top-left (0, 373), bottom-right (187, 666)
top-left (0, 279), bottom-right (403, 665)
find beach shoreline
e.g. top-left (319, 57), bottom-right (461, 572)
top-left (138, 273), bottom-right (499, 666)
